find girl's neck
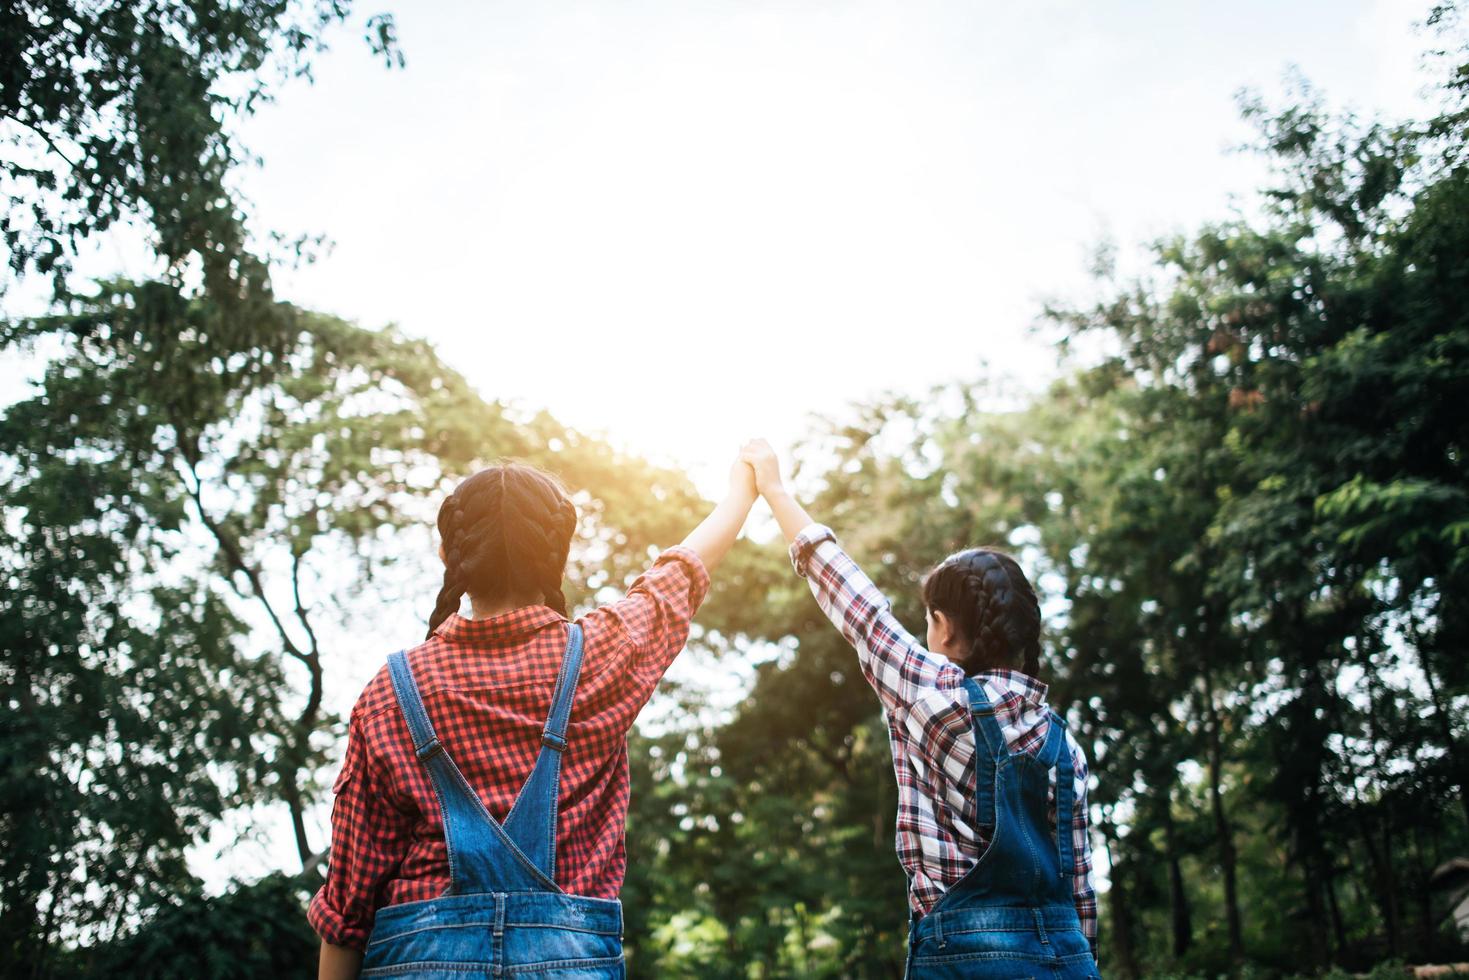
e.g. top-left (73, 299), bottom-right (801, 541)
top-left (467, 593), bottom-right (544, 620)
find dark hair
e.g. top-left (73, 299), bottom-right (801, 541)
top-left (426, 461), bottom-right (577, 639)
top-left (922, 548), bottom-right (1041, 677)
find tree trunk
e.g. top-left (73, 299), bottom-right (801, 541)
top-left (1325, 868), bottom-right (1348, 955)
top-left (1101, 819), bottom-right (1141, 979)
top-left (1201, 664), bottom-right (1244, 964)
top-left (1160, 798), bottom-right (1192, 958)
top-left (1337, 656), bottom-right (1403, 956)
top-left (282, 770), bottom-right (314, 868)
top-left (1408, 613), bottom-right (1469, 827)
top-left (1411, 827), bottom-right (1436, 953)
top-left (176, 450), bottom-right (324, 868)
top-left (1300, 839), bottom-right (1332, 969)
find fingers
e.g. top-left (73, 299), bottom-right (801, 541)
top-left (739, 438), bottom-right (774, 462)
top-left (735, 439), bottom-right (783, 499)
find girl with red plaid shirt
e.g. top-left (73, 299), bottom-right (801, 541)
top-left (310, 457), bottom-right (757, 979)
top-left (740, 440), bottom-right (1101, 979)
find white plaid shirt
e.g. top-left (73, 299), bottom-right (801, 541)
top-left (791, 524), bottom-right (1098, 949)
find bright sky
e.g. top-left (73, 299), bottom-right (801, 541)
top-left (4, 0), bottom-right (1437, 491)
top-left (227, 0), bottom-right (1434, 492)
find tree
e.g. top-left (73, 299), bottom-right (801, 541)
top-left (0, 278), bottom-right (756, 973)
top-left (1, 0), bottom-right (401, 297)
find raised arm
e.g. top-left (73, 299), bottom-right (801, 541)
top-left (740, 440), bottom-right (960, 716)
top-left (746, 455), bottom-right (816, 547)
top-left (576, 454), bottom-right (756, 702)
top-left (679, 457), bottom-right (758, 573)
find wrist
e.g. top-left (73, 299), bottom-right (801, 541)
top-left (762, 483), bottom-right (791, 502)
top-left (726, 485), bottom-right (758, 508)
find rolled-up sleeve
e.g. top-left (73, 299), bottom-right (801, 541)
top-left (583, 544), bottom-right (710, 707)
top-left (790, 522), bottom-right (838, 577)
top-left (308, 712), bottom-right (411, 950)
top-left (1067, 733), bottom-right (1099, 954)
top-left (788, 523), bottom-right (958, 719)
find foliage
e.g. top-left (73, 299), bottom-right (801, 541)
top-left (78, 873), bottom-right (320, 979)
top-left (0, 0), bottom-right (400, 296)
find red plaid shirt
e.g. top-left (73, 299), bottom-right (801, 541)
top-left (308, 546), bottom-right (710, 950)
top-left (791, 525), bottom-right (1098, 950)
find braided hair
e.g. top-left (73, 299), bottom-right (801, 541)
top-left (922, 548), bottom-right (1042, 678)
top-left (426, 462), bottom-right (578, 639)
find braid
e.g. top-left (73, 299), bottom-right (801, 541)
top-left (502, 473), bottom-right (575, 617)
top-left (426, 471), bottom-right (505, 637)
top-left (923, 547), bottom-right (1042, 678)
top-left (542, 583), bottom-right (570, 617)
top-left (428, 461), bottom-right (577, 634)
top-left (426, 576), bottom-right (466, 640)
top-left (960, 555), bottom-right (1016, 670)
top-left (425, 494), bottom-right (470, 639)
top-left (1021, 644), bottom-right (1042, 677)
top-left (499, 468), bottom-right (512, 573)
top-left (1001, 560), bottom-right (1043, 676)
top-left (541, 495), bottom-right (577, 616)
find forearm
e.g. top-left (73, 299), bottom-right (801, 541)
top-left (679, 488), bottom-right (757, 573)
top-left (318, 940), bottom-right (363, 980)
top-left (763, 487), bottom-right (815, 545)
top-left (791, 527), bottom-right (947, 714)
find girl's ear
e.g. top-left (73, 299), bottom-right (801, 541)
top-left (931, 608), bottom-right (957, 653)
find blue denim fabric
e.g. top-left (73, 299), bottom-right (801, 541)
top-left (905, 679), bottom-right (1101, 979)
top-left (362, 625), bottom-right (625, 978)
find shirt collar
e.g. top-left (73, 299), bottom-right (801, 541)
top-left (975, 667), bottom-right (1049, 706)
top-left (433, 606), bottom-right (566, 645)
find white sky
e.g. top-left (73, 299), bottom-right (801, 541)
top-left (241, 0), bottom-right (1436, 491)
top-left (4, 0), bottom-right (1441, 492)
top-left (0, 0), bottom-right (1447, 891)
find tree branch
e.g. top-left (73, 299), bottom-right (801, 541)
top-left (0, 113), bottom-right (79, 168)
top-left (176, 457), bottom-right (304, 661)
top-left (291, 549), bottom-right (324, 732)
top-left (172, 441), bottom-right (320, 866)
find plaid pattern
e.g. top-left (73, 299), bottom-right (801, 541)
top-left (308, 546), bottom-right (710, 950)
top-left (790, 524), bottom-right (1098, 950)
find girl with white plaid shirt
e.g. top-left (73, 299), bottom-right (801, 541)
top-left (740, 440), bottom-right (1100, 979)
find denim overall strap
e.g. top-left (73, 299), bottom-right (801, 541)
top-left (384, 623), bottom-right (587, 895)
top-left (502, 623), bottom-right (585, 881)
top-left (961, 677), bottom-right (1008, 828)
top-left (1051, 710), bottom-right (1076, 879)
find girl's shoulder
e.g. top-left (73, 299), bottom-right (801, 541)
top-left (348, 637), bottom-right (441, 729)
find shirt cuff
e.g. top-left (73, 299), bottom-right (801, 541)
top-left (788, 523), bottom-right (837, 578)
top-left (656, 543), bottom-right (711, 607)
top-left (308, 886), bottom-right (369, 951)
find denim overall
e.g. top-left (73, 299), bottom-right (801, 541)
top-left (361, 624), bottom-right (626, 978)
top-left (905, 678), bottom-right (1100, 979)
